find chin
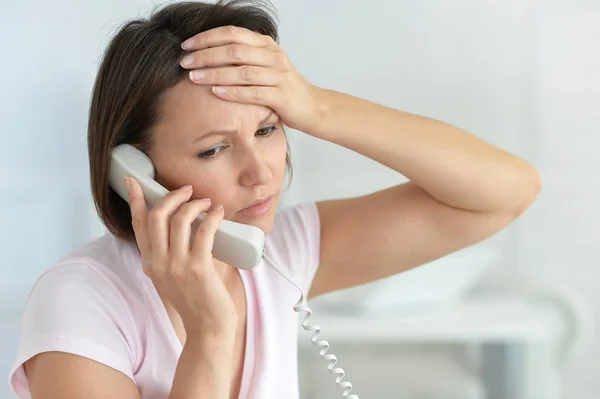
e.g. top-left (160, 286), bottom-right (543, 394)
top-left (257, 218), bottom-right (276, 236)
top-left (236, 210), bottom-right (277, 236)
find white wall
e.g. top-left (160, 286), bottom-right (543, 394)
top-left (1, 0), bottom-right (597, 398)
top-left (517, 5), bottom-right (600, 398)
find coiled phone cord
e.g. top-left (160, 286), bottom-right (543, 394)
top-left (263, 252), bottom-right (359, 399)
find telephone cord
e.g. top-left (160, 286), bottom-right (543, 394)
top-left (262, 252), bottom-right (359, 399)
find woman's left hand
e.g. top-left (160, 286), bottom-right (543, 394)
top-left (179, 25), bottom-right (324, 133)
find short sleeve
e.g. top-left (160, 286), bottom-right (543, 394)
top-left (8, 263), bottom-right (137, 398)
top-left (266, 201), bottom-right (321, 293)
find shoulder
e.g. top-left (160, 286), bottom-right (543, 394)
top-left (17, 232), bottom-right (150, 354)
top-left (270, 201), bottom-right (320, 241)
top-left (43, 233), bottom-right (146, 299)
top-left (261, 201), bottom-right (321, 292)
top-left (9, 234), bottom-right (147, 396)
top-left (20, 232), bottom-right (147, 334)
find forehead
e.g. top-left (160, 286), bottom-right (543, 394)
top-left (156, 78), bottom-right (270, 141)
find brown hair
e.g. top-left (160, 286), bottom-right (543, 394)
top-left (88, 0), bottom-right (293, 243)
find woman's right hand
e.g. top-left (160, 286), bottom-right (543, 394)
top-left (125, 176), bottom-right (237, 339)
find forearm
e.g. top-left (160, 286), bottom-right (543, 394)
top-left (169, 335), bottom-right (234, 399)
top-left (309, 87), bottom-right (541, 214)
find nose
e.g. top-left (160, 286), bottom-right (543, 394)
top-left (239, 146), bottom-right (272, 187)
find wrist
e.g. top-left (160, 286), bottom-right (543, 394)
top-left (300, 85), bottom-right (325, 132)
top-left (185, 331), bottom-right (235, 352)
top-left (305, 86), bottom-right (339, 141)
top-left (183, 311), bottom-right (238, 341)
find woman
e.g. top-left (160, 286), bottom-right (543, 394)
top-left (8, 0), bottom-right (541, 398)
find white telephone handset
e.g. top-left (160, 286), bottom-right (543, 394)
top-left (108, 143), bottom-right (265, 270)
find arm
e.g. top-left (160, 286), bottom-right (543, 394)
top-left (174, 26), bottom-right (542, 298)
top-left (169, 335), bottom-right (235, 399)
top-left (307, 88), bottom-right (541, 297)
top-left (25, 335), bottom-right (234, 399)
top-left (25, 352), bottom-right (141, 399)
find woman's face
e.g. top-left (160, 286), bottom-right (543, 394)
top-left (148, 78), bottom-right (288, 235)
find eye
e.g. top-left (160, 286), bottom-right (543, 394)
top-left (256, 125), bottom-right (278, 137)
top-left (198, 145), bottom-right (226, 159)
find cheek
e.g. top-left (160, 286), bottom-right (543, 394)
top-left (272, 131), bottom-right (288, 175)
top-left (189, 172), bottom-right (233, 207)
top-left (154, 159), bottom-right (235, 214)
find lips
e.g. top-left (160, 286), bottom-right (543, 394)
top-left (243, 196), bottom-right (272, 209)
top-left (239, 196), bottom-right (274, 217)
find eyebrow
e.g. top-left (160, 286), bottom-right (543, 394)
top-left (192, 110), bottom-right (276, 144)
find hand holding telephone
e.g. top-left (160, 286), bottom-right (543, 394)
top-left (108, 143), bottom-right (265, 270)
top-left (109, 143), bottom-right (360, 398)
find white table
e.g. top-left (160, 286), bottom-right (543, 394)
top-left (298, 293), bottom-right (569, 399)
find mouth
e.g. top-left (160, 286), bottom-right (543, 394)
top-left (238, 196), bottom-right (274, 217)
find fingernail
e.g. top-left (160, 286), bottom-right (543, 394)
top-left (215, 204), bottom-right (223, 211)
top-left (181, 38), bottom-right (194, 50)
top-left (202, 198), bottom-right (212, 203)
top-left (181, 185), bottom-right (192, 191)
top-left (212, 86), bottom-right (226, 95)
top-left (124, 177), bottom-right (131, 192)
top-left (180, 55), bottom-right (193, 67)
top-left (190, 70), bottom-right (205, 81)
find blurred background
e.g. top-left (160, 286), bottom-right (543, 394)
top-left (1, 0), bottom-right (597, 398)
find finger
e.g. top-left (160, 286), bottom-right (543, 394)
top-left (126, 177), bottom-right (152, 256)
top-left (211, 85), bottom-right (278, 107)
top-left (180, 44), bottom-right (278, 70)
top-left (146, 184), bottom-right (194, 257)
top-left (181, 25), bottom-right (274, 51)
top-left (189, 66), bottom-right (280, 87)
top-left (190, 204), bottom-right (225, 262)
top-left (169, 198), bottom-right (212, 260)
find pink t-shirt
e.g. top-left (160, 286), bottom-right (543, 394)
top-left (8, 201), bottom-right (320, 399)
